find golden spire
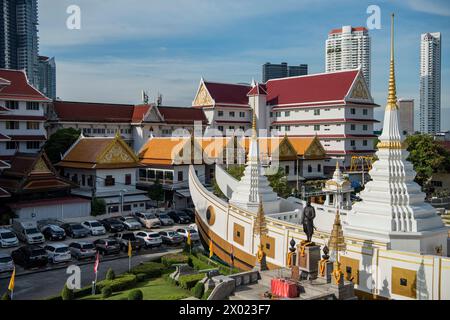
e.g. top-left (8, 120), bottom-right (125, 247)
top-left (253, 199), bottom-right (268, 237)
top-left (387, 13), bottom-right (398, 110)
top-left (328, 209), bottom-right (346, 252)
top-left (252, 109), bottom-right (257, 139)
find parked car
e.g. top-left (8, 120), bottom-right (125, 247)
top-left (158, 230), bottom-right (184, 245)
top-left (176, 228), bottom-right (200, 242)
top-left (93, 238), bottom-right (121, 256)
top-left (41, 225), bottom-right (66, 241)
top-left (0, 228), bottom-right (19, 248)
top-left (69, 241), bottom-right (97, 260)
top-left (44, 243), bottom-right (72, 264)
top-left (81, 220), bottom-right (106, 236)
top-left (167, 210), bottom-right (191, 224)
top-left (158, 214), bottom-right (174, 226)
top-left (134, 212), bottom-right (161, 229)
top-left (112, 233), bottom-right (143, 252)
top-left (100, 218), bottom-right (125, 233)
top-left (134, 231), bottom-right (162, 249)
top-left (188, 223), bottom-right (198, 231)
top-left (37, 219), bottom-right (64, 230)
top-left (11, 245), bottom-right (48, 269)
top-left (118, 216), bottom-right (142, 231)
top-left (61, 223), bottom-right (90, 238)
top-left (12, 221), bottom-right (45, 244)
top-left (0, 253), bottom-right (14, 273)
top-left (180, 208), bottom-right (195, 220)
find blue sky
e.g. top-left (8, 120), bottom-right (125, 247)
top-left (38, 0), bottom-right (450, 130)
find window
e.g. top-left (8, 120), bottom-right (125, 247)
top-left (350, 108), bottom-right (356, 115)
top-left (317, 164), bottom-right (322, 172)
top-left (350, 140), bottom-right (356, 147)
top-left (363, 140), bottom-right (368, 146)
top-left (229, 111), bottom-right (235, 117)
top-left (285, 111), bottom-right (290, 117)
top-left (363, 109), bottom-right (368, 115)
top-left (87, 176), bottom-right (94, 187)
top-left (6, 101), bottom-right (19, 110)
top-left (285, 166), bottom-right (290, 175)
top-left (26, 102), bottom-right (39, 110)
top-left (104, 175), bottom-right (115, 186)
top-left (123, 205), bottom-right (132, 212)
top-left (314, 109), bottom-right (320, 116)
top-left (6, 121), bottom-right (19, 130)
top-left (239, 112), bottom-right (245, 118)
top-left (270, 112), bottom-right (273, 118)
top-left (125, 174), bottom-right (132, 185)
top-left (83, 128), bottom-right (91, 135)
top-left (363, 125), bottom-right (368, 131)
top-left (178, 171), bottom-right (183, 181)
top-left (400, 278), bottom-right (408, 287)
top-left (26, 141), bottom-right (40, 149)
top-left (81, 175), bottom-right (86, 186)
top-left (165, 171), bottom-right (173, 181)
top-left (27, 122), bottom-right (40, 130)
top-left (314, 125), bottom-right (320, 131)
top-left (308, 165), bottom-right (312, 173)
top-left (218, 126), bottom-right (224, 132)
top-left (149, 170), bottom-right (156, 180)
top-left (351, 124), bottom-right (356, 131)
top-left (6, 141), bottom-right (18, 150)
top-left (229, 126), bottom-right (235, 130)
top-left (285, 125), bottom-right (290, 132)
top-left (218, 111), bottom-right (223, 117)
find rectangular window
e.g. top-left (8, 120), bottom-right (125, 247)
top-left (26, 102), bottom-right (40, 110)
top-left (350, 140), bottom-right (356, 147)
top-left (6, 121), bottom-right (19, 130)
top-left (285, 125), bottom-right (290, 132)
top-left (308, 165), bottom-right (312, 173)
top-left (285, 166), bottom-right (290, 175)
top-left (81, 175), bottom-right (86, 186)
top-left (6, 141), bottom-right (18, 150)
top-left (178, 171), bottom-right (183, 181)
top-left (314, 125), bottom-right (320, 131)
top-left (218, 111), bottom-right (223, 117)
top-left (26, 141), bottom-right (40, 150)
top-left (363, 140), bottom-right (368, 146)
top-left (165, 171), bottom-right (174, 181)
top-left (6, 101), bottom-right (19, 110)
top-left (104, 175), bottom-right (115, 186)
top-left (317, 164), bottom-right (322, 172)
top-left (218, 126), bottom-right (224, 132)
top-left (239, 112), bottom-right (245, 118)
top-left (269, 112), bottom-right (273, 118)
top-left (351, 124), bottom-right (356, 131)
top-left (149, 170), bottom-right (156, 180)
top-left (125, 174), bottom-right (132, 185)
top-left (350, 108), bottom-right (356, 115)
top-left (27, 122), bottom-right (40, 130)
top-left (123, 205), bottom-right (132, 212)
top-left (314, 109), bottom-right (320, 116)
top-left (363, 109), bottom-right (368, 115)
top-left (285, 111), bottom-right (290, 117)
top-left (229, 112), bottom-right (235, 117)
top-left (363, 124), bottom-right (368, 131)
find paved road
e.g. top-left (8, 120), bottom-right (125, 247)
top-left (0, 248), bottom-right (182, 300)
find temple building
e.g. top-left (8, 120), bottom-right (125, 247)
top-left (188, 15), bottom-right (450, 300)
top-left (57, 134), bottom-right (151, 214)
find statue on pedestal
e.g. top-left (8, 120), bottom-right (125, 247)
top-left (301, 199), bottom-right (316, 243)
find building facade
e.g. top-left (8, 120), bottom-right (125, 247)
top-left (0, 0), bottom-right (39, 87)
top-left (420, 32), bottom-right (441, 134)
top-left (398, 98), bottom-right (414, 135)
top-left (37, 56), bottom-right (56, 99)
top-left (262, 62), bottom-right (308, 82)
top-left (326, 26), bottom-right (371, 90)
top-left (0, 69), bottom-right (50, 161)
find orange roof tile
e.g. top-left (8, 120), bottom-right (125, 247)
top-left (139, 138), bottom-right (193, 165)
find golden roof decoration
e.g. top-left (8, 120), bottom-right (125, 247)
top-left (253, 199), bottom-right (268, 237)
top-left (328, 209), bottom-right (346, 252)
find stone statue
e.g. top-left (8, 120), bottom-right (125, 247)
top-left (301, 200), bottom-right (316, 243)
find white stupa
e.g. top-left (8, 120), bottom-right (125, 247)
top-left (229, 111), bottom-right (281, 214)
top-left (323, 161), bottom-right (354, 210)
top-left (345, 15), bottom-right (448, 255)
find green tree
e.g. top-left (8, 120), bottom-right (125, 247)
top-left (405, 134), bottom-right (450, 187)
top-left (91, 198), bottom-right (106, 216)
top-left (105, 268), bottom-right (116, 280)
top-left (44, 128), bottom-right (81, 163)
top-left (148, 179), bottom-right (164, 206)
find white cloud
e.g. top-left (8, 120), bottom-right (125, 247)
top-left (403, 0), bottom-right (450, 16)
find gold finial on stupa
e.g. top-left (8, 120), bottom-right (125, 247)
top-left (253, 199), bottom-right (268, 237)
top-left (328, 209), bottom-right (346, 252)
top-left (252, 110), bottom-right (257, 139)
top-left (387, 13), bottom-right (398, 111)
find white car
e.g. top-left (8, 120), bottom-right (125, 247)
top-left (44, 243), bottom-right (72, 264)
top-left (119, 216), bottom-right (142, 231)
top-left (0, 228), bottom-right (19, 248)
top-left (134, 231), bottom-right (163, 248)
top-left (176, 228), bottom-right (200, 242)
top-left (0, 253), bottom-right (14, 273)
top-left (134, 212), bottom-right (161, 229)
top-left (81, 220), bottom-right (106, 236)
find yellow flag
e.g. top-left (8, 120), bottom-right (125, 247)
top-left (128, 240), bottom-right (132, 257)
top-left (209, 240), bottom-right (213, 258)
top-left (187, 232), bottom-right (192, 246)
top-left (8, 267), bottom-right (15, 291)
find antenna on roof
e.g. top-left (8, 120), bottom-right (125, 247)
top-left (142, 90), bottom-right (149, 104)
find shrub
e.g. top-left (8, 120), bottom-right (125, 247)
top-left (178, 273), bottom-right (206, 290)
top-left (106, 268), bottom-right (116, 281)
top-left (1, 292), bottom-right (11, 300)
top-left (130, 262), bottom-right (164, 279)
top-left (97, 274), bottom-right (137, 292)
top-left (101, 286), bottom-right (112, 299)
top-left (128, 289), bottom-right (143, 301)
top-left (161, 253), bottom-right (189, 267)
top-left (202, 289), bottom-right (213, 300)
top-left (193, 282), bottom-right (205, 299)
top-left (190, 255), bottom-right (211, 271)
top-left (136, 273), bottom-right (147, 282)
top-left (91, 198), bottom-right (106, 216)
top-left (61, 284), bottom-right (75, 301)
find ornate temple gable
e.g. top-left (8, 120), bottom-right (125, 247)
top-left (30, 157), bottom-right (52, 175)
top-left (304, 137), bottom-right (326, 160)
top-left (274, 137), bottom-right (297, 161)
top-left (144, 105), bottom-right (164, 123)
top-left (97, 138), bottom-right (139, 165)
top-left (193, 81), bottom-right (214, 107)
top-left (346, 72), bottom-right (372, 103)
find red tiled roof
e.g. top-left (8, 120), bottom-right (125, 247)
top-left (53, 101), bottom-right (135, 123)
top-left (203, 82), bottom-right (251, 105)
top-left (158, 106), bottom-right (207, 125)
top-left (267, 70), bottom-right (359, 107)
top-left (248, 83), bottom-right (267, 96)
top-left (0, 69), bottom-right (50, 102)
top-left (329, 26), bottom-right (367, 34)
top-left (131, 104), bottom-right (151, 123)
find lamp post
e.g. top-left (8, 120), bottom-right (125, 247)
top-left (119, 189), bottom-right (127, 217)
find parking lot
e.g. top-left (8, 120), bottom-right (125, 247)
top-left (0, 210), bottom-right (200, 279)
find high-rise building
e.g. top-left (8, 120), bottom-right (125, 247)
top-left (0, 0), bottom-right (40, 87)
top-left (262, 62), bottom-right (308, 82)
top-left (326, 26), bottom-right (371, 90)
top-left (420, 32), bottom-right (441, 134)
top-left (38, 55), bottom-right (56, 99)
top-left (398, 99), bottom-right (415, 135)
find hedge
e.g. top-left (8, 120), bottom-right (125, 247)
top-left (161, 253), bottom-right (189, 267)
top-left (97, 274), bottom-right (137, 292)
top-left (189, 255), bottom-right (211, 271)
top-left (178, 273), bottom-right (206, 290)
top-left (195, 253), bottom-right (240, 275)
top-left (102, 286), bottom-right (112, 299)
top-left (130, 262), bottom-right (164, 279)
top-left (202, 288), bottom-right (213, 300)
top-left (193, 282), bottom-right (204, 299)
